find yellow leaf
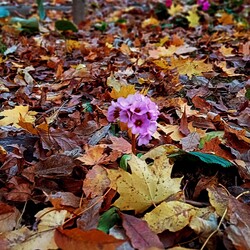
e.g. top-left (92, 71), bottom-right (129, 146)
top-left (140, 144), bottom-right (180, 161)
top-left (144, 201), bottom-right (198, 233)
top-left (186, 9), bottom-right (200, 28)
top-left (110, 84), bottom-right (136, 99)
top-left (107, 154), bottom-right (182, 214)
top-left (155, 35), bottom-right (169, 47)
top-left (219, 46), bottom-right (235, 57)
top-left (215, 61), bottom-right (241, 76)
top-left (141, 17), bottom-right (159, 28)
top-left (0, 105), bottom-right (37, 128)
top-left (168, 4), bottom-right (183, 16)
top-left (170, 58), bottom-right (213, 78)
top-left (66, 39), bottom-right (81, 53)
top-left (120, 43), bottom-right (131, 55)
top-left (207, 187), bottom-right (229, 219)
top-left (153, 58), bottom-right (169, 69)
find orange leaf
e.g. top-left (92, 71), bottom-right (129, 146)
top-left (77, 145), bottom-right (107, 165)
top-left (54, 228), bottom-right (124, 250)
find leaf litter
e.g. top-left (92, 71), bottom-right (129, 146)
top-left (0, 0), bottom-right (249, 249)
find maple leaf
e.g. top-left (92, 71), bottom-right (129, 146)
top-left (143, 201), bottom-right (198, 233)
top-left (107, 154), bottom-right (182, 214)
top-left (170, 58), bottom-right (213, 78)
top-left (110, 84), bottom-right (136, 99)
top-left (0, 105), bottom-right (37, 128)
top-left (186, 9), bottom-right (200, 28)
top-left (168, 4), bottom-right (183, 16)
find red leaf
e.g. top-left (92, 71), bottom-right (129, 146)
top-left (121, 213), bottom-right (164, 250)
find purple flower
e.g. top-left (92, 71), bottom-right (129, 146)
top-left (137, 133), bottom-right (152, 146)
top-left (128, 114), bottom-right (150, 135)
top-left (165, 0), bottom-right (172, 8)
top-left (107, 101), bottom-right (121, 122)
top-left (107, 93), bottom-right (159, 146)
top-left (197, 0), bottom-right (210, 11)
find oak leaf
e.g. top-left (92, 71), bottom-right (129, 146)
top-left (107, 154), bottom-right (182, 214)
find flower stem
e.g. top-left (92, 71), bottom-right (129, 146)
top-left (132, 133), bottom-right (136, 155)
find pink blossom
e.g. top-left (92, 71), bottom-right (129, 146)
top-left (128, 114), bottom-right (150, 135)
top-left (197, 0), bottom-right (210, 11)
top-left (107, 101), bottom-right (121, 122)
top-left (165, 0), bottom-right (172, 8)
top-left (107, 93), bottom-right (159, 145)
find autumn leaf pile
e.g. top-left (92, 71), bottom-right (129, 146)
top-left (0, 0), bottom-right (249, 249)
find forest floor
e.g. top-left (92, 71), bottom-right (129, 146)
top-left (0, 0), bottom-right (249, 249)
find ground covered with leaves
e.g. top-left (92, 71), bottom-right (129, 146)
top-left (0, 0), bottom-right (249, 249)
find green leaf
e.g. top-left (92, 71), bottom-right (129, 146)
top-left (94, 22), bottom-right (108, 31)
top-left (97, 207), bottom-right (120, 233)
top-left (119, 154), bottom-right (131, 171)
top-left (0, 7), bottom-right (10, 18)
top-left (245, 88), bottom-right (250, 100)
top-left (10, 17), bottom-right (39, 30)
top-left (36, 0), bottom-right (46, 20)
top-left (188, 151), bottom-right (233, 168)
top-left (55, 20), bottom-right (78, 32)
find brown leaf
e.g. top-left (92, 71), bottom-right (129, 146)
top-left (82, 165), bottom-right (110, 198)
top-left (108, 136), bottom-right (132, 154)
top-left (0, 202), bottom-right (20, 232)
top-left (180, 132), bottom-right (200, 151)
top-left (77, 197), bottom-right (103, 231)
top-left (54, 227), bottom-right (124, 250)
top-left (225, 196), bottom-right (250, 250)
top-left (201, 137), bottom-right (234, 160)
top-left (192, 96), bottom-right (211, 112)
top-left (179, 107), bottom-right (190, 136)
top-left (34, 154), bottom-right (77, 176)
top-left (121, 213), bottom-right (164, 250)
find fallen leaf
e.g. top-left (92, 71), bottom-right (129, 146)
top-left (186, 9), bottom-right (200, 28)
top-left (0, 202), bottom-right (20, 232)
top-left (225, 196), bottom-right (250, 250)
top-left (141, 17), bottom-right (159, 28)
top-left (143, 201), bottom-right (198, 233)
top-left (107, 154), bottom-right (182, 214)
top-left (54, 227), bottom-right (124, 250)
top-left (121, 212), bottom-right (164, 250)
top-left (170, 58), bottom-right (213, 78)
top-left (77, 145), bottom-right (107, 166)
top-left (218, 12), bottom-right (234, 25)
top-left (83, 165), bottom-right (110, 198)
top-left (168, 4), bottom-right (183, 16)
top-left (0, 105), bottom-right (37, 127)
